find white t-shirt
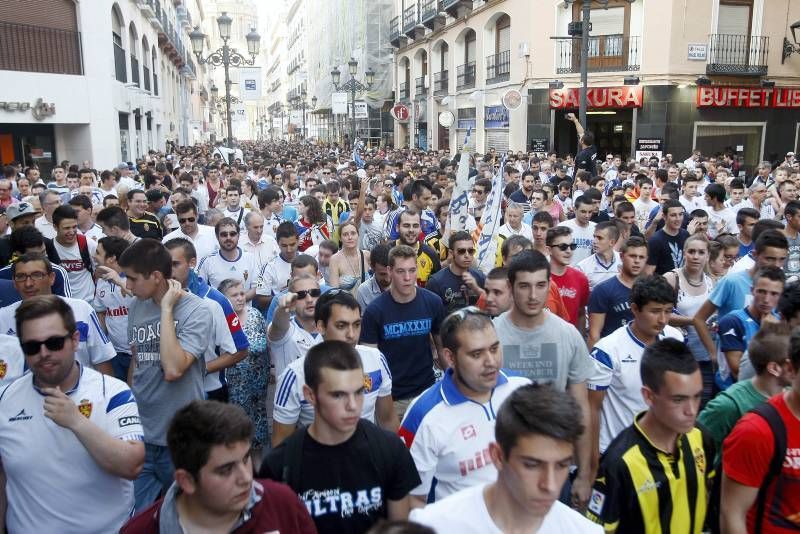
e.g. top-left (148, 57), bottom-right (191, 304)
top-left (632, 197), bottom-right (656, 232)
top-left (162, 224), bottom-right (219, 262)
top-left (587, 324), bottom-right (684, 452)
top-left (399, 369), bottom-right (530, 502)
top-left (0, 334), bottom-right (24, 388)
top-left (222, 206), bottom-right (250, 230)
top-left (273, 344), bottom-right (393, 427)
top-left (410, 483), bottom-right (603, 534)
top-left (78, 223), bottom-right (105, 243)
top-left (707, 206), bottom-right (739, 238)
top-left (196, 247), bottom-right (259, 291)
top-left (0, 297), bottom-right (115, 367)
top-left (92, 277), bottom-right (135, 354)
top-left (576, 251), bottom-right (622, 290)
top-left (557, 218), bottom-right (596, 265)
top-left (256, 254), bottom-right (296, 297)
top-left (730, 253), bottom-right (755, 274)
top-left (53, 239), bottom-right (97, 301)
top-left (201, 296), bottom-right (238, 393)
top-left (269, 319), bottom-right (321, 378)
top-left (497, 222), bottom-right (533, 241)
top-left (34, 216), bottom-right (56, 239)
top-left (0, 367), bottom-right (143, 533)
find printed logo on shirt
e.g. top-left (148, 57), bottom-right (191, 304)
top-left (61, 259), bottom-right (87, 272)
top-left (300, 487), bottom-right (383, 518)
top-left (118, 416), bottom-right (141, 427)
top-left (621, 355), bottom-right (637, 363)
top-left (458, 447), bottom-right (492, 476)
top-left (0, 360), bottom-right (6, 379)
top-left (460, 424), bottom-right (477, 440)
top-left (78, 399), bottom-right (93, 418)
top-left (588, 489), bottom-right (605, 515)
top-left (694, 447), bottom-right (706, 473)
top-left (226, 312), bottom-right (242, 333)
top-left (9, 409), bottom-right (32, 422)
top-left (383, 319), bottom-right (432, 339)
top-left (669, 242), bottom-right (684, 268)
top-left (723, 328), bottom-right (737, 337)
top-left (559, 287), bottom-right (577, 299)
top-left (637, 478), bottom-right (661, 495)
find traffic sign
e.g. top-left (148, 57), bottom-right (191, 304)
top-left (391, 103), bottom-right (410, 122)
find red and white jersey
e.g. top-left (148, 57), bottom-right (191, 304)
top-left (53, 239), bottom-right (97, 301)
top-left (93, 276), bottom-right (135, 354)
top-left (197, 247), bottom-right (259, 291)
top-left (399, 368), bottom-right (529, 502)
top-left (273, 344), bottom-right (392, 427)
top-left (0, 366), bottom-right (143, 533)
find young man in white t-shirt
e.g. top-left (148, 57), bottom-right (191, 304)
top-left (632, 177), bottom-right (656, 232)
top-left (220, 186), bottom-right (249, 230)
top-left (410, 384), bottom-right (602, 533)
top-left (196, 218), bottom-right (259, 300)
top-left (52, 205), bottom-right (96, 301)
top-left (557, 195), bottom-right (596, 265)
top-left (577, 221), bottom-right (622, 290)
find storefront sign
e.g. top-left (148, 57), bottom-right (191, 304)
top-left (549, 86), bottom-right (643, 109)
top-left (457, 118), bottom-right (476, 130)
top-left (348, 101), bottom-right (369, 119)
top-left (332, 92), bottom-right (348, 115)
top-left (697, 86), bottom-right (800, 108)
top-left (484, 105), bottom-right (509, 128)
top-left (0, 98), bottom-right (56, 120)
top-left (688, 44), bottom-right (707, 61)
top-left (530, 138), bottom-right (549, 153)
top-left (635, 138), bottom-right (663, 162)
top-left (391, 103), bottom-right (411, 122)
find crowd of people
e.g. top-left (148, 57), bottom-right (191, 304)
top-left (0, 128), bottom-right (798, 533)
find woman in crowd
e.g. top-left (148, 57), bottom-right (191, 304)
top-left (295, 194), bottom-right (330, 252)
top-left (327, 220), bottom-right (371, 293)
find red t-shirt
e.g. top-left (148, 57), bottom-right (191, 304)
top-left (723, 393), bottom-right (800, 533)
top-left (550, 267), bottom-right (590, 326)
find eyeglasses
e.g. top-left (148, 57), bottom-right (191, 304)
top-left (456, 247), bottom-right (475, 255)
top-left (13, 271), bottom-right (48, 282)
top-left (295, 288), bottom-right (322, 300)
top-left (20, 334), bottom-right (72, 356)
top-left (552, 243), bottom-right (578, 251)
top-left (322, 172), bottom-right (331, 175)
top-left (384, 182), bottom-right (393, 187)
top-left (178, 217), bottom-right (196, 224)
top-left (218, 231), bottom-right (239, 238)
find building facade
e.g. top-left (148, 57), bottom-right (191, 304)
top-left (0, 0), bottom-right (208, 174)
top-left (390, 0), bottom-right (800, 171)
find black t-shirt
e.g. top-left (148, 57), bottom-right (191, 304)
top-left (426, 266), bottom-right (486, 315)
top-left (575, 145), bottom-right (597, 173)
top-left (647, 228), bottom-right (689, 275)
top-left (128, 212), bottom-right (163, 240)
top-left (259, 421), bottom-right (421, 534)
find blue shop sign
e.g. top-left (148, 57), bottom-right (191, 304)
top-left (484, 106), bottom-right (509, 128)
top-left (457, 118), bottom-right (476, 129)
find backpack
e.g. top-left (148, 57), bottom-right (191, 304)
top-left (750, 402), bottom-right (787, 534)
top-left (75, 234), bottom-right (94, 276)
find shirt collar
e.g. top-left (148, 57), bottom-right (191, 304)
top-left (440, 367), bottom-right (508, 406)
top-left (632, 411), bottom-right (685, 457)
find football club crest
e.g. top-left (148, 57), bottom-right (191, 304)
top-left (363, 373), bottom-right (373, 392)
top-left (143, 223), bottom-right (150, 232)
top-left (78, 399), bottom-right (93, 418)
top-left (243, 270), bottom-right (249, 281)
top-left (0, 360), bottom-right (7, 379)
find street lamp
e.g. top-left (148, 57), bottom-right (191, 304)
top-left (189, 14), bottom-right (260, 149)
top-left (561, 0), bottom-right (635, 128)
top-left (288, 88), bottom-right (317, 140)
top-left (331, 57), bottom-right (375, 146)
top-left (210, 83), bottom-right (240, 110)
top-left (783, 19), bottom-right (800, 64)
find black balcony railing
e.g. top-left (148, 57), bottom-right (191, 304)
top-left (707, 34), bottom-right (769, 76)
top-left (399, 81), bottom-right (410, 100)
top-left (420, 0), bottom-right (439, 22)
top-left (456, 61), bottom-right (475, 90)
top-left (130, 56), bottom-right (140, 87)
top-left (555, 34), bottom-right (640, 74)
top-left (403, 4), bottom-right (418, 34)
top-left (114, 43), bottom-right (127, 82)
top-left (415, 76), bottom-right (427, 97)
top-left (0, 21), bottom-right (83, 75)
top-left (390, 16), bottom-right (400, 42)
top-left (486, 50), bottom-right (510, 84)
top-left (143, 66), bottom-right (151, 91)
top-left (434, 70), bottom-right (448, 95)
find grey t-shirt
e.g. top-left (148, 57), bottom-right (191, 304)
top-left (493, 311), bottom-right (593, 391)
top-left (128, 292), bottom-right (211, 446)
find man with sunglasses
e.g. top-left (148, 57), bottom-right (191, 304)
top-left (197, 218), bottom-right (259, 301)
top-left (0, 295), bottom-right (145, 533)
top-left (268, 274), bottom-right (322, 380)
top-left (162, 201), bottom-right (218, 260)
top-left (426, 231), bottom-right (486, 315)
top-left (547, 227), bottom-right (590, 333)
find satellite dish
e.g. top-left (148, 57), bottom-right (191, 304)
top-left (502, 89), bottom-right (523, 110)
top-left (441, 96), bottom-right (450, 106)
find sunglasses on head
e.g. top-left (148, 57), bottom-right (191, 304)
top-left (552, 243), bottom-right (578, 251)
top-left (21, 334), bottom-right (72, 356)
top-left (296, 288), bottom-right (322, 300)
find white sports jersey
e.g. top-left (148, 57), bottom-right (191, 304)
top-left (588, 324), bottom-right (684, 452)
top-left (0, 335), bottom-right (24, 388)
top-left (201, 296), bottom-right (237, 392)
top-left (0, 366), bottom-right (143, 533)
top-left (79, 223), bottom-right (105, 242)
top-left (0, 297), bottom-right (115, 367)
top-left (398, 369), bottom-right (530, 502)
top-left (269, 319), bottom-right (321, 378)
top-left (93, 277), bottom-right (135, 353)
top-left (256, 254), bottom-right (295, 297)
top-left (162, 224), bottom-right (218, 261)
top-left (557, 219), bottom-right (596, 265)
top-left (53, 239), bottom-right (97, 301)
top-left (222, 207), bottom-right (250, 230)
top-left (273, 344), bottom-right (393, 427)
top-left (576, 252), bottom-right (622, 290)
top-left (197, 247), bottom-right (259, 291)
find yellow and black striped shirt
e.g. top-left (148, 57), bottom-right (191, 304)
top-left (586, 412), bottom-right (715, 534)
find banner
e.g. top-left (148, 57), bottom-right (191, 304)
top-left (635, 138), bottom-right (664, 162)
top-left (232, 104), bottom-right (247, 123)
top-left (348, 101), bottom-right (369, 119)
top-left (332, 93), bottom-right (348, 115)
top-left (475, 156), bottom-right (506, 274)
top-left (696, 86), bottom-right (800, 108)
top-left (240, 67), bottom-right (261, 101)
top-left (446, 128), bottom-right (473, 234)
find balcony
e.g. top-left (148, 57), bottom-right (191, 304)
top-left (707, 34), bottom-right (769, 76)
top-left (403, 4), bottom-right (424, 40)
top-left (420, 0), bottom-right (446, 31)
top-left (138, 0), bottom-right (156, 18)
top-left (389, 16), bottom-right (407, 48)
top-left (456, 61), bottom-right (475, 90)
top-left (150, 0), bottom-right (164, 31)
top-left (442, 0), bottom-right (472, 18)
top-left (0, 21), bottom-right (83, 75)
top-left (555, 34), bottom-right (640, 74)
top-left (399, 81), bottom-right (410, 100)
top-left (486, 50), bottom-right (510, 84)
top-left (434, 70), bottom-right (448, 95)
top-left (415, 76), bottom-right (427, 98)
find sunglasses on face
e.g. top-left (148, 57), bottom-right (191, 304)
top-left (21, 334), bottom-right (72, 356)
top-left (456, 247), bottom-right (476, 255)
top-left (178, 217), bottom-right (196, 224)
top-left (552, 243), bottom-right (578, 251)
top-left (295, 288), bottom-right (322, 300)
top-left (219, 232), bottom-right (238, 238)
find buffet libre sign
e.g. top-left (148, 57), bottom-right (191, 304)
top-left (696, 86), bottom-right (800, 108)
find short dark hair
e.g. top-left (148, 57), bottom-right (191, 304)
top-left (388, 244), bottom-right (417, 267)
top-left (10, 226), bottom-right (45, 253)
top-left (495, 384), bottom-right (584, 457)
top-left (164, 237), bottom-right (197, 262)
top-left (620, 235), bottom-right (647, 254)
top-left (736, 207), bottom-right (760, 226)
top-left (487, 266), bottom-right (509, 281)
top-left (615, 201), bottom-right (635, 217)
top-left (748, 322), bottom-right (791, 375)
top-left (545, 226), bottom-right (571, 247)
top-left (631, 275), bottom-right (675, 309)
top-left (751, 220), bottom-right (785, 244)
top-left (501, 235), bottom-right (532, 260)
top-left (705, 183), bottom-right (726, 203)
top-left (304, 340), bottom-right (363, 392)
top-left (167, 400), bottom-right (253, 479)
top-left (315, 289), bottom-right (360, 325)
top-left (370, 243), bottom-right (391, 268)
top-left (640, 338), bottom-right (699, 393)
top-left (508, 249), bottom-right (550, 285)
top-left (779, 283), bottom-right (800, 323)
top-left (752, 265), bottom-right (785, 286)
top-left (662, 199), bottom-right (684, 215)
top-left (275, 220), bottom-right (297, 241)
top-left (755, 229), bottom-right (789, 254)
top-left (448, 230), bottom-right (473, 250)
top-left (531, 210), bottom-right (555, 227)
top-left (441, 308), bottom-right (494, 352)
top-left (67, 195), bottom-right (92, 210)
top-left (258, 186), bottom-right (283, 209)
top-left (174, 200), bottom-right (197, 216)
top-left (16, 294), bottom-right (76, 341)
top-left (595, 221), bottom-right (620, 242)
top-left (118, 238), bottom-right (172, 279)
top-left (97, 236), bottom-right (130, 262)
top-left (52, 205), bottom-right (77, 228)
top-left (96, 206), bottom-right (130, 231)
top-left (319, 240), bottom-right (338, 255)
top-left (785, 200), bottom-right (800, 219)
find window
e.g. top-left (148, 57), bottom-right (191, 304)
top-left (465, 30), bottom-right (476, 63)
top-left (112, 7), bottom-right (126, 83)
top-left (495, 15), bottom-right (510, 53)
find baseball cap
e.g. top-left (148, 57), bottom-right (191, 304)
top-left (6, 202), bottom-right (37, 221)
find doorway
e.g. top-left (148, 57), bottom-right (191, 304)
top-left (553, 108), bottom-right (633, 161)
top-left (693, 121), bottom-right (765, 177)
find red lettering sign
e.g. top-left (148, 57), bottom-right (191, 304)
top-left (548, 86), bottom-right (644, 109)
top-left (391, 103), bottom-right (410, 122)
top-left (696, 87), bottom-right (800, 108)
